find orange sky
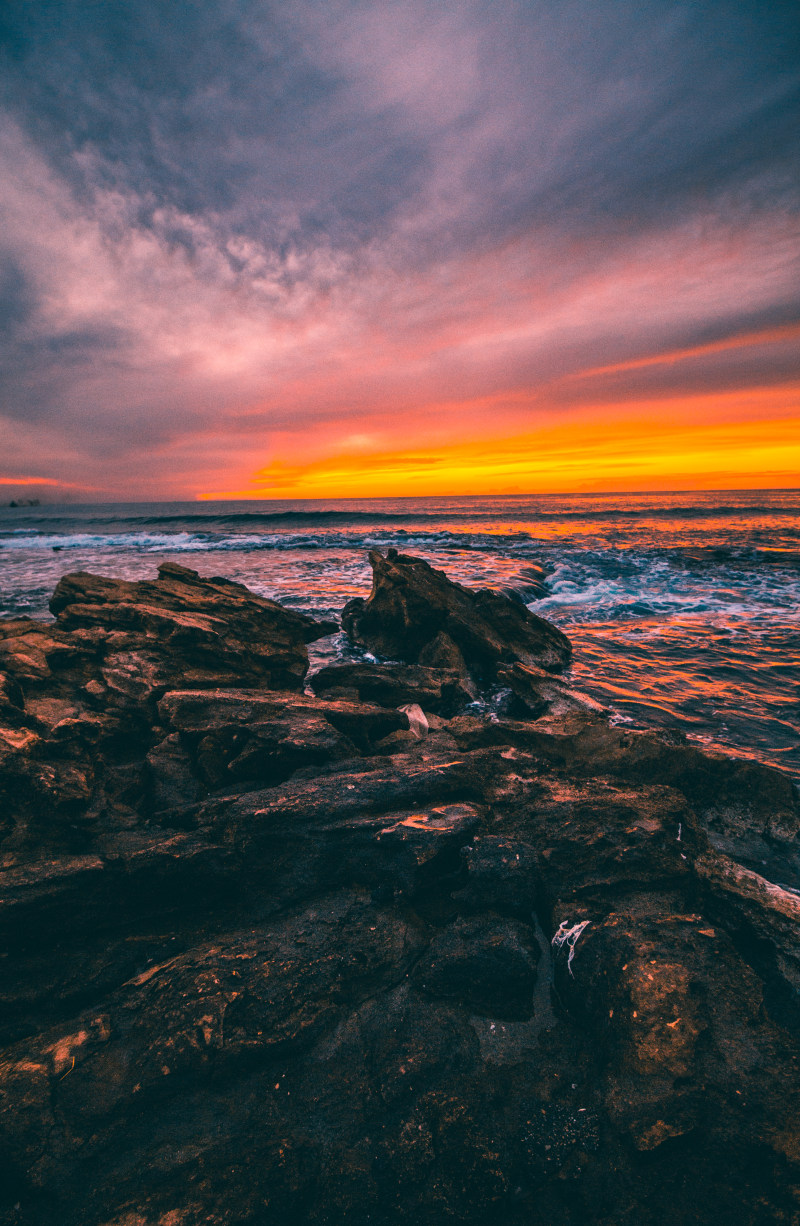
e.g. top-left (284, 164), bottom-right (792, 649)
top-left (200, 385), bottom-right (800, 500)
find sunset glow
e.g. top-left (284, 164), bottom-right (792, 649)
top-left (202, 400), bottom-right (800, 501)
top-left (1, 2), bottom-right (798, 502)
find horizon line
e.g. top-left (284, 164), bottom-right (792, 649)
top-left (3, 485), bottom-right (800, 509)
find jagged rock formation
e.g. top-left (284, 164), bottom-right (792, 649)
top-left (341, 548), bottom-right (572, 677)
top-left (1, 553), bottom-right (799, 1226)
top-left (0, 563), bottom-right (336, 861)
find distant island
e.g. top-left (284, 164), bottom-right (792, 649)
top-left (7, 498), bottom-right (40, 507)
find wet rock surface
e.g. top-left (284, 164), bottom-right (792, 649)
top-left (309, 660), bottom-right (477, 714)
top-left (342, 548), bottom-right (572, 679)
top-left (1, 552), bottom-right (800, 1225)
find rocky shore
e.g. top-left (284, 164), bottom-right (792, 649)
top-left (1, 549), bottom-right (799, 1225)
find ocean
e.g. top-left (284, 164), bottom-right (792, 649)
top-left (1, 490), bottom-right (798, 779)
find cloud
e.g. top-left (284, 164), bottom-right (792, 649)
top-left (0, 0), bottom-right (798, 497)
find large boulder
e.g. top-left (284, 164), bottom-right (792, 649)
top-left (341, 549), bottom-right (571, 679)
top-left (0, 566), bottom-right (338, 861)
top-left (50, 562), bottom-right (336, 694)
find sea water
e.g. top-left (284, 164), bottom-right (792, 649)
top-left (1, 490), bottom-right (798, 778)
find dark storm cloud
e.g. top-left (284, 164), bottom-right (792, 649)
top-left (0, 254), bottom-right (35, 342)
top-left (0, 0), bottom-right (798, 495)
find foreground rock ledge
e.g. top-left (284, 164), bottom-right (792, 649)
top-left (1, 555), bottom-right (799, 1226)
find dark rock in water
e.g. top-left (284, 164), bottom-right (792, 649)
top-left (2, 557), bottom-right (800, 1225)
top-left (309, 660), bottom-right (477, 713)
top-left (342, 549), bottom-right (571, 678)
top-left (497, 660), bottom-right (605, 719)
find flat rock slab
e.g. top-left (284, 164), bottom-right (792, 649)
top-left (158, 687), bottom-right (408, 747)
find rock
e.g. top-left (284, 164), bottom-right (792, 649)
top-left (0, 621), bottom-right (77, 683)
top-left (2, 558), bottom-right (800, 1225)
top-left (0, 567), bottom-right (339, 859)
top-left (497, 661), bottom-right (606, 719)
top-left (50, 562), bottom-right (336, 695)
top-left (0, 671), bottom-right (24, 718)
top-left (695, 850), bottom-right (800, 1018)
top-left (146, 731), bottom-right (205, 812)
top-left (155, 688), bottom-right (408, 792)
top-left (308, 660), bottom-right (476, 713)
top-left (0, 829), bottom-right (237, 1044)
top-left (487, 710), bottom-right (800, 862)
top-left (158, 687), bottom-right (408, 750)
top-left (0, 893), bottom-right (427, 1194)
top-left (196, 755), bottom-right (488, 908)
top-left (453, 836), bottom-right (539, 919)
top-left (341, 549), bottom-right (571, 678)
top-left (412, 914), bottom-right (540, 1019)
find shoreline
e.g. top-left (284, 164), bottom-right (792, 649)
top-left (3, 489), bottom-right (798, 784)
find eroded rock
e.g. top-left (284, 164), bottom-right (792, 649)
top-left (1, 558), bottom-right (799, 1226)
top-left (342, 549), bottom-right (571, 678)
top-left (51, 562), bottom-right (336, 694)
top-left (309, 660), bottom-right (477, 714)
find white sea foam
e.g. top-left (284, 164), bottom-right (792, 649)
top-left (1, 492), bottom-right (798, 778)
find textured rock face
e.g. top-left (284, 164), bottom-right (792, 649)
top-left (309, 660), bottom-right (477, 714)
top-left (0, 564), bottom-right (338, 862)
top-left (497, 661), bottom-right (605, 719)
top-left (341, 549), bottom-right (572, 678)
top-left (2, 559), bottom-right (800, 1226)
top-left (50, 561), bottom-right (335, 692)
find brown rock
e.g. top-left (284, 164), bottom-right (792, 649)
top-left (341, 549), bottom-right (571, 678)
top-left (412, 914), bottom-right (540, 1019)
top-left (155, 688), bottom-right (410, 792)
top-left (3, 558), bottom-right (800, 1226)
top-left (497, 660), bottom-right (605, 719)
top-left (309, 660), bottom-right (476, 714)
top-left (50, 562), bottom-right (336, 694)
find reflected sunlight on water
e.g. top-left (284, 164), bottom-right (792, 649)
top-left (1, 490), bottom-right (798, 777)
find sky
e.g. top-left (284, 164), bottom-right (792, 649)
top-left (1, 0), bottom-right (799, 502)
